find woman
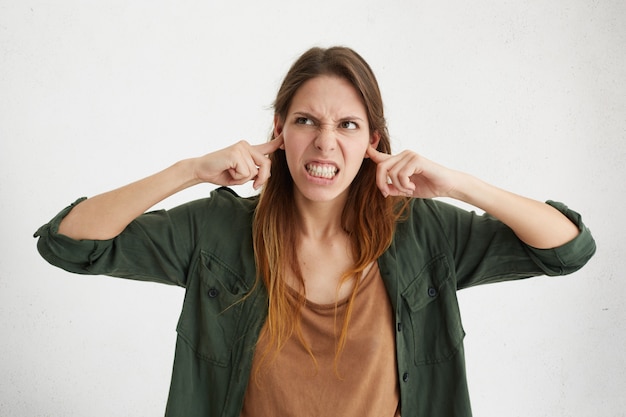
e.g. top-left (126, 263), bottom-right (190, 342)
top-left (35, 46), bottom-right (596, 416)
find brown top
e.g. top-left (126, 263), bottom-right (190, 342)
top-left (240, 263), bottom-right (400, 417)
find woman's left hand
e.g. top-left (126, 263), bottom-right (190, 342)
top-left (366, 146), bottom-right (460, 199)
top-left (367, 145), bottom-right (581, 248)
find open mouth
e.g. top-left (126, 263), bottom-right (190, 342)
top-left (306, 163), bottom-right (338, 179)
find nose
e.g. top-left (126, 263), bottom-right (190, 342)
top-left (314, 125), bottom-right (336, 152)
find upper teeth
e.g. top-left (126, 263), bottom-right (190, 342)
top-left (307, 164), bottom-right (337, 179)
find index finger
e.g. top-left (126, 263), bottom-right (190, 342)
top-left (366, 145), bottom-right (390, 164)
top-left (254, 133), bottom-right (284, 156)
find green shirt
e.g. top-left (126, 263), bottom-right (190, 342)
top-left (34, 187), bottom-right (596, 416)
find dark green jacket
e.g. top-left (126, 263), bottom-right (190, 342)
top-left (35, 187), bottom-right (596, 416)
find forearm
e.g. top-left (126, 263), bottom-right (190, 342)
top-left (449, 173), bottom-right (580, 249)
top-left (56, 138), bottom-right (283, 241)
top-left (58, 159), bottom-right (200, 240)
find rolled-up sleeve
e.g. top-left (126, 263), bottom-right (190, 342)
top-left (523, 200), bottom-right (597, 276)
top-left (34, 197), bottom-right (198, 287)
top-left (422, 199), bottom-right (596, 290)
top-left (34, 198), bottom-right (95, 268)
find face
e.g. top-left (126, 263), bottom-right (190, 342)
top-left (275, 75), bottom-right (380, 206)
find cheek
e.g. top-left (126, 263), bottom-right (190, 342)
top-left (283, 130), bottom-right (313, 157)
top-left (282, 138), bottom-right (304, 173)
top-left (282, 137), bottom-right (298, 158)
top-left (345, 138), bottom-right (371, 160)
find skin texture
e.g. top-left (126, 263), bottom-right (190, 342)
top-left (276, 76), bottom-right (379, 207)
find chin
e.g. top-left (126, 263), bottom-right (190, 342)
top-left (295, 186), bottom-right (350, 205)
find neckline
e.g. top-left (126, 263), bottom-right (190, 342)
top-left (286, 262), bottom-right (378, 310)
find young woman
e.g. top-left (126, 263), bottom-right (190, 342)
top-left (35, 46), bottom-right (596, 416)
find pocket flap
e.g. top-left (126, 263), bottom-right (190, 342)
top-left (402, 255), bottom-right (452, 312)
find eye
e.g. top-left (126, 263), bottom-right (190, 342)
top-left (339, 120), bottom-right (358, 130)
top-left (295, 117), bottom-right (314, 126)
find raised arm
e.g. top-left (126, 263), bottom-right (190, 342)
top-left (59, 137), bottom-right (283, 240)
top-left (366, 147), bottom-right (579, 249)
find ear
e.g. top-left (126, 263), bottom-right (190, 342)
top-left (365, 131), bottom-right (381, 158)
top-left (273, 114), bottom-right (285, 149)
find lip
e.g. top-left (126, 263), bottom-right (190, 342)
top-left (305, 159), bottom-right (339, 168)
top-left (304, 160), bottom-right (340, 183)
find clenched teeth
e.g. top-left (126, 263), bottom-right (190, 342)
top-left (306, 164), bottom-right (338, 179)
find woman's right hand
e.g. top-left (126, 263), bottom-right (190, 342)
top-left (193, 135), bottom-right (284, 190)
top-left (58, 136), bottom-right (284, 240)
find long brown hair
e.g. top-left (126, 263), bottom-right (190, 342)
top-left (252, 46), bottom-right (408, 373)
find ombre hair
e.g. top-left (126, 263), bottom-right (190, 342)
top-left (252, 46), bottom-right (408, 374)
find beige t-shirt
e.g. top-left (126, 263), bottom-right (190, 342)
top-left (240, 263), bottom-right (400, 416)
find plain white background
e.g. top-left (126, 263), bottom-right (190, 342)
top-left (1, 0), bottom-right (625, 415)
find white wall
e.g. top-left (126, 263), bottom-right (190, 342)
top-left (1, 1), bottom-right (624, 415)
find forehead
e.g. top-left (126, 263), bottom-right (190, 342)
top-left (289, 75), bottom-right (367, 118)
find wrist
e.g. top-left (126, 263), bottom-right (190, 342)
top-left (174, 158), bottom-right (204, 188)
top-left (445, 172), bottom-right (486, 204)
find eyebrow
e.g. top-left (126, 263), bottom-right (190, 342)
top-left (292, 111), bottom-right (365, 122)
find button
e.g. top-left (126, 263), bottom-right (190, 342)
top-left (397, 322), bottom-right (402, 332)
top-left (208, 288), bottom-right (220, 298)
top-left (402, 372), bottom-right (409, 382)
top-left (427, 287), bottom-right (438, 297)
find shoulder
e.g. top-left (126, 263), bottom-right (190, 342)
top-left (399, 198), bottom-right (472, 232)
top-left (171, 187), bottom-right (258, 271)
top-left (153, 187), bottom-right (258, 249)
top-left (170, 187), bottom-right (258, 220)
top-left (207, 186), bottom-right (258, 213)
top-left (391, 198), bottom-right (462, 252)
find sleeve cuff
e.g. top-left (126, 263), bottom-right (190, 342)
top-left (34, 197), bottom-right (88, 238)
top-left (525, 200), bottom-right (597, 275)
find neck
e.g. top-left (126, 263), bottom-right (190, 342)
top-left (294, 192), bottom-right (348, 240)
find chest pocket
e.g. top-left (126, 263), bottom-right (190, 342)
top-left (401, 255), bottom-right (465, 365)
top-left (177, 251), bottom-right (248, 367)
